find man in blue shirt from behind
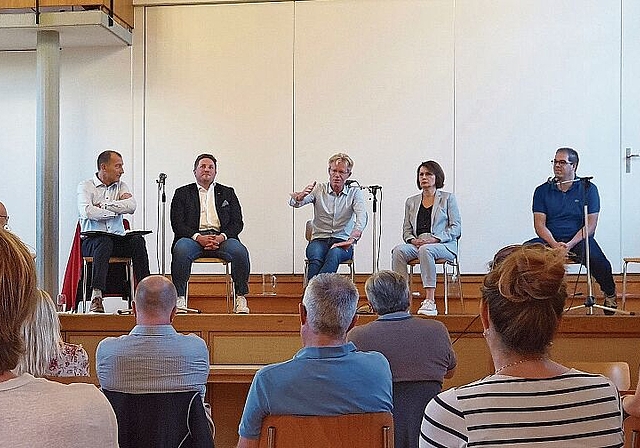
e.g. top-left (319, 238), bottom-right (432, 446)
top-left (236, 273), bottom-right (393, 448)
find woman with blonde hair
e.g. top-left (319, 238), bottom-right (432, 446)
top-left (420, 244), bottom-right (623, 447)
top-left (15, 289), bottom-right (89, 377)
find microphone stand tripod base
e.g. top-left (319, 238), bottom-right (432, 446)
top-left (565, 295), bottom-right (633, 316)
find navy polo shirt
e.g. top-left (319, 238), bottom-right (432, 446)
top-left (532, 178), bottom-right (600, 241)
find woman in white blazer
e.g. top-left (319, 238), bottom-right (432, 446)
top-left (391, 161), bottom-right (461, 315)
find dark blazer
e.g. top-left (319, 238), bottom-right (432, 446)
top-left (171, 182), bottom-right (244, 247)
top-left (102, 389), bottom-right (214, 448)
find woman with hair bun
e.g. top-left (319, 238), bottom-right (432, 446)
top-left (420, 244), bottom-right (623, 447)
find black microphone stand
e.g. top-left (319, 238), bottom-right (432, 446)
top-left (367, 185), bottom-right (382, 273)
top-left (565, 177), bottom-right (631, 315)
top-left (345, 180), bottom-right (382, 274)
top-left (157, 173), bottom-right (167, 276)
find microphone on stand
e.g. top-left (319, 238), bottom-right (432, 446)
top-left (345, 179), bottom-right (359, 187)
top-left (548, 176), bottom-right (593, 185)
top-left (157, 173), bottom-right (167, 202)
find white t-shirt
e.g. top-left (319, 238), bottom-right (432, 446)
top-left (0, 373), bottom-right (118, 447)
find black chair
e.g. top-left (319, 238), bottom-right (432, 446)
top-left (392, 381), bottom-right (441, 448)
top-left (102, 390), bottom-right (214, 448)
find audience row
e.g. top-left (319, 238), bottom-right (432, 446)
top-left (1, 227), bottom-right (638, 447)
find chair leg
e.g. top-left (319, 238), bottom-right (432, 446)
top-left (409, 263), bottom-right (417, 298)
top-left (454, 259), bottom-right (464, 314)
top-left (622, 260), bottom-right (629, 311)
top-left (225, 262), bottom-right (232, 314)
top-left (349, 261), bottom-right (355, 284)
top-left (127, 260), bottom-right (135, 307)
top-left (82, 260), bottom-right (89, 313)
top-left (443, 263), bottom-right (449, 315)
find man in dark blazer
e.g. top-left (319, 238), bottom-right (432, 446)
top-left (170, 154), bottom-right (251, 313)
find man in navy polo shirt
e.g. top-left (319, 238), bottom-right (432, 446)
top-left (526, 147), bottom-right (617, 314)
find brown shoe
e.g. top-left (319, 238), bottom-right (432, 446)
top-left (603, 294), bottom-right (617, 316)
top-left (90, 297), bottom-right (105, 313)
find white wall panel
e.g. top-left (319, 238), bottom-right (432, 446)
top-left (60, 46), bottom-right (135, 274)
top-left (143, 2), bottom-right (294, 274)
top-left (294, 0), bottom-right (455, 273)
top-left (0, 46), bottom-right (133, 286)
top-left (0, 52), bottom-right (36, 251)
top-left (621, 0), bottom-right (640, 268)
top-left (455, 0), bottom-right (621, 272)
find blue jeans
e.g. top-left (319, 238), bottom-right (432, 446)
top-left (306, 238), bottom-right (353, 281)
top-left (524, 237), bottom-right (616, 296)
top-left (171, 237), bottom-right (250, 296)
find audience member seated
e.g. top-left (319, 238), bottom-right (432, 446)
top-left (0, 229), bottom-right (118, 447)
top-left (420, 244), bottom-right (623, 447)
top-left (390, 160), bottom-right (461, 316)
top-left (623, 369), bottom-right (640, 417)
top-left (348, 270), bottom-right (456, 448)
top-left (96, 275), bottom-right (209, 398)
top-left (0, 200), bottom-right (36, 257)
top-left (236, 273), bottom-right (393, 448)
top-left (14, 289), bottom-right (89, 377)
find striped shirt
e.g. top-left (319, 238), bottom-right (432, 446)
top-left (96, 325), bottom-right (210, 398)
top-left (420, 369), bottom-right (623, 448)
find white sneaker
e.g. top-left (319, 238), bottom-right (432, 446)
top-left (235, 295), bottom-right (250, 314)
top-left (176, 296), bottom-right (187, 308)
top-left (417, 299), bottom-right (438, 316)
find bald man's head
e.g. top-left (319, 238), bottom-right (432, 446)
top-left (133, 275), bottom-right (177, 323)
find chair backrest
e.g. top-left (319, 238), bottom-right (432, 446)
top-left (624, 415), bottom-right (640, 448)
top-left (258, 412), bottom-right (394, 448)
top-left (566, 361), bottom-right (631, 391)
top-left (305, 220), bottom-right (313, 242)
top-left (102, 390), bottom-right (213, 448)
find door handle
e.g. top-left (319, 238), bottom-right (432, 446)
top-left (626, 147), bottom-right (640, 173)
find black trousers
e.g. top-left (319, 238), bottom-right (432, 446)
top-left (81, 234), bottom-right (150, 292)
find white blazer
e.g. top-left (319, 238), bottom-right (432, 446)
top-left (401, 190), bottom-right (461, 255)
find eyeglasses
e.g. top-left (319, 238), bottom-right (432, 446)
top-left (0, 215), bottom-right (8, 220)
top-left (329, 168), bottom-right (350, 176)
top-left (551, 159), bottom-right (573, 166)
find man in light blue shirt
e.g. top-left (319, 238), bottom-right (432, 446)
top-left (96, 275), bottom-right (209, 398)
top-left (236, 273), bottom-right (393, 448)
top-left (77, 150), bottom-right (150, 312)
top-left (290, 153), bottom-right (367, 282)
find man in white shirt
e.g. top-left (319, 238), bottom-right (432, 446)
top-left (77, 150), bottom-right (150, 312)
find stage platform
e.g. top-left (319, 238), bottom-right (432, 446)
top-left (182, 272), bottom-right (640, 315)
top-left (60, 310), bottom-right (640, 448)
